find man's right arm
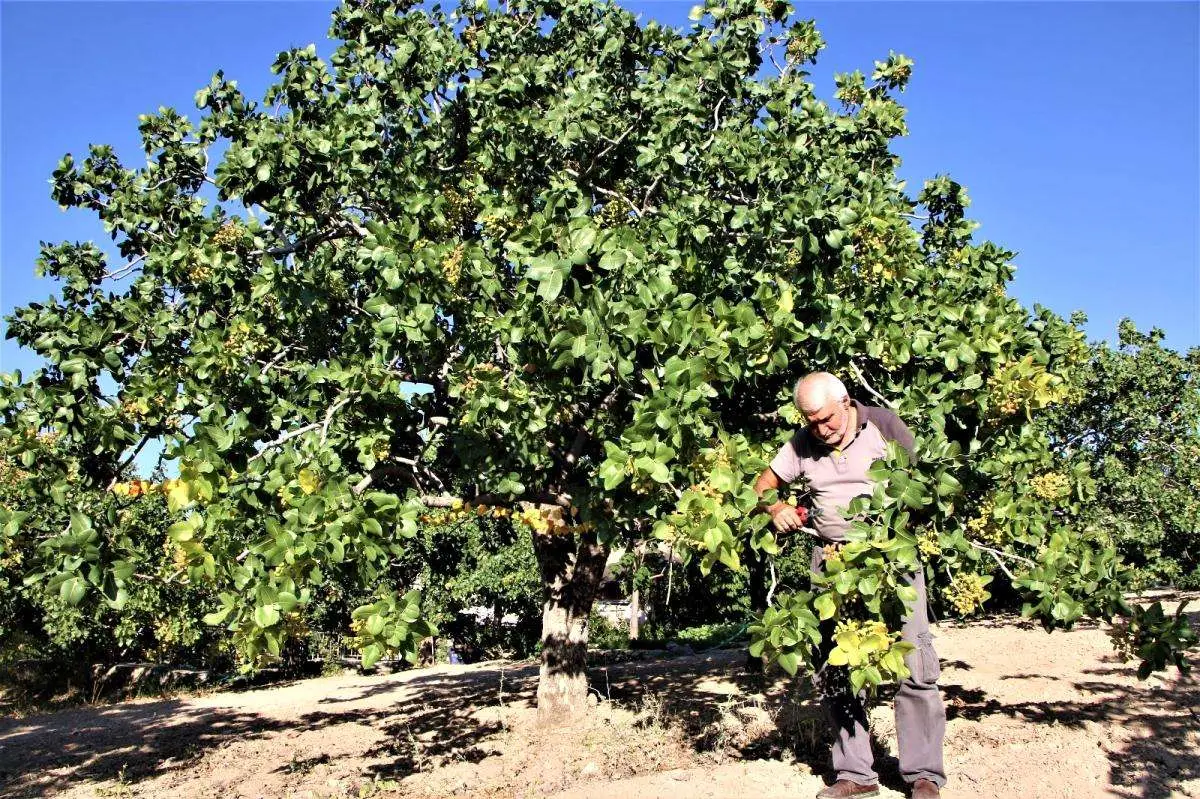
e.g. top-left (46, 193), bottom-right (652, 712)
top-left (753, 467), bottom-right (807, 533)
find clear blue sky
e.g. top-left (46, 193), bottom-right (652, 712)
top-left (3, 0), bottom-right (1198, 384)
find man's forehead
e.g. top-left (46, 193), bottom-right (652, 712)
top-left (802, 398), bottom-right (842, 418)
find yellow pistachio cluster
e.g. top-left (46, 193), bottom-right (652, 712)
top-left (918, 532), bottom-right (941, 557)
top-left (212, 220), bottom-right (245, 250)
top-left (986, 356), bottom-right (1069, 419)
top-left (111, 479), bottom-right (157, 498)
top-left (1030, 472), bottom-right (1070, 502)
top-left (441, 243), bottom-right (465, 287)
top-left (595, 200), bottom-right (627, 229)
top-left (479, 211), bottom-right (512, 240)
top-left (121, 398), bottom-right (150, 419)
top-left (224, 320), bottom-right (259, 353)
top-left (440, 188), bottom-right (477, 232)
top-left (964, 498), bottom-right (1004, 544)
top-left (946, 571), bottom-right (989, 615)
top-left (514, 504), bottom-right (595, 535)
top-left (419, 499), bottom-right (514, 527)
top-left (186, 263), bottom-right (212, 283)
top-left (825, 618), bottom-right (900, 669)
top-left (460, 361), bottom-right (501, 395)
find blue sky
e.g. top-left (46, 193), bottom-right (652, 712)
top-left (2, 0), bottom-right (1198, 386)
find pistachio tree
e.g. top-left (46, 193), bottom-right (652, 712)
top-left (1046, 321), bottom-right (1200, 589)
top-left (2, 0), bottom-right (1191, 725)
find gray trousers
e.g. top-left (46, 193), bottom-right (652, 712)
top-left (811, 547), bottom-right (946, 788)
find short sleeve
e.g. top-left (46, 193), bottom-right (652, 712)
top-left (769, 438), bottom-right (802, 484)
top-left (860, 405), bottom-right (916, 457)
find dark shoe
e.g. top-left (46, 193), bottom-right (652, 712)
top-left (816, 780), bottom-right (880, 798)
top-left (911, 778), bottom-right (941, 799)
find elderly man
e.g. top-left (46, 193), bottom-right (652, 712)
top-left (753, 372), bottom-right (946, 799)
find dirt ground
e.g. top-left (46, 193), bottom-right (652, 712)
top-left (1, 608), bottom-right (1197, 799)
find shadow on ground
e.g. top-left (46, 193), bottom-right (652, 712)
top-left (1, 633), bottom-right (1195, 799)
top-left (0, 662), bottom-right (540, 798)
top-left (941, 654), bottom-right (1198, 799)
top-left (0, 700), bottom-right (286, 797)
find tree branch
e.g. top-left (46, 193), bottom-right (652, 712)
top-left (848, 360), bottom-right (898, 410)
top-left (591, 112), bottom-right (643, 164)
top-left (249, 422), bottom-right (321, 462)
top-left (418, 492), bottom-right (573, 509)
top-left (103, 252), bottom-right (148, 281)
top-left (320, 396), bottom-right (352, 445)
top-left (564, 389), bottom-right (620, 469)
top-left (106, 434), bottom-right (151, 490)
top-left (969, 540), bottom-right (1035, 582)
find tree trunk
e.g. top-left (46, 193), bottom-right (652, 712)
top-left (629, 588), bottom-right (640, 641)
top-left (530, 522), bottom-right (609, 726)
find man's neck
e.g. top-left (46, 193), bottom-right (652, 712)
top-left (835, 404), bottom-right (859, 450)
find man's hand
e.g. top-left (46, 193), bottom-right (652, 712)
top-left (754, 467), bottom-right (812, 534)
top-left (770, 503), bottom-right (809, 533)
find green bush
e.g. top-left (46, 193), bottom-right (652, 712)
top-left (587, 612), bottom-right (630, 650)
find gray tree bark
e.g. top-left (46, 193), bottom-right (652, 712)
top-left (530, 523), bottom-right (609, 726)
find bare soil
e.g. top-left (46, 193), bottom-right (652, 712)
top-left (1, 608), bottom-right (1197, 799)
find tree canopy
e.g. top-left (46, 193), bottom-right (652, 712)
top-left (1, 0), bottom-right (1192, 720)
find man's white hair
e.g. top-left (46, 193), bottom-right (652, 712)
top-left (793, 372), bottom-right (849, 412)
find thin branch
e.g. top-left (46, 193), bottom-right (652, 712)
top-left (418, 492), bottom-right (573, 509)
top-left (340, 213), bottom-right (370, 238)
top-left (319, 396), bottom-right (352, 445)
top-left (249, 422), bottom-right (321, 462)
top-left (352, 457), bottom-right (437, 496)
top-left (767, 49), bottom-right (786, 76)
top-left (106, 435), bottom-right (151, 490)
top-left (583, 180), bottom-right (641, 218)
top-left (641, 175), bottom-right (662, 213)
top-left (766, 559), bottom-right (778, 606)
top-left (968, 540), bottom-right (1035, 582)
top-left (258, 344), bottom-right (303, 376)
top-left (699, 96), bottom-right (726, 150)
top-left (666, 544), bottom-right (676, 607)
top-left (848, 360), bottom-right (898, 410)
top-left (103, 252), bottom-right (148, 281)
top-left (250, 227), bottom-right (340, 258)
top-left (592, 113), bottom-right (643, 164)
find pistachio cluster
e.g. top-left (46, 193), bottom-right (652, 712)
top-left (945, 571), bottom-right (991, 615)
top-left (1030, 472), bottom-right (1070, 502)
top-left (964, 497), bottom-right (1004, 544)
top-left (441, 243), bottom-right (465, 287)
top-left (212, 220), bottom-right (246, 251)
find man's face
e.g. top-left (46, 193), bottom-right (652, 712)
top-left (803, 396), bottom-right (851, 446)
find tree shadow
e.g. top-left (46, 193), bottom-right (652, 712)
top-left (4, 646), bottom-right (1192, 799)
top-left (941, 655), bottom-right (1198, 799)
top-left (0, 700), bottom-right (288, 797)
top-left (592, 649), bottom-right (920, 794)
top-left (0, 663), bottom-right (542, 798)
top-left (301, 664), bottom-right (541, 781)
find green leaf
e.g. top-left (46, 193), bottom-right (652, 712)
top-left (814, 593), bottom-right (836, 620)
top-left (59, 576), bottom-right (87, 606)
top-left (537, 268), bottom-right (564, 302)
top-left (850, 668), bottom-right (867, 694)
top-left (254, 604), bottom-right (281, 628)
